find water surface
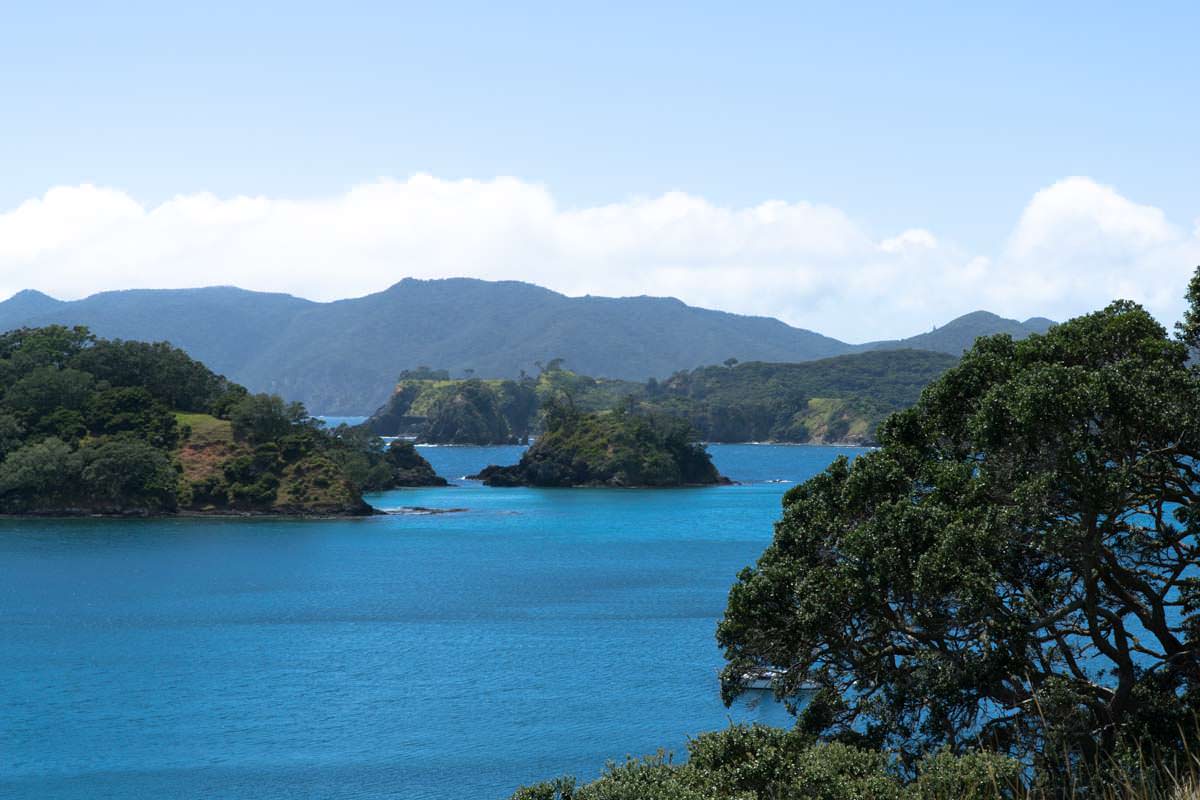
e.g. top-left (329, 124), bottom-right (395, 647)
top-left (0, 444), bottom-right (862, 799)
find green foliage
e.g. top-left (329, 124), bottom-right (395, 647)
top-left (717, 299), bottom-right (1200, 767)
top-left (79, 437), bottom-right (178, 512)
top-left (365, 353), bottom-right (955, 445)
top-left (86, 387), bottom-right (179, 449)
top-left (476, 402), bottom-right (724, 487)
top-left (509, 724), bottom-right (1025, 800)
top-left (37, 408), bottom-right (87, 443)
top-left (71, 338), bottom-right (240, 412)
top-left (422, 379), bottom-right (515, 444)
top-left (229, 394), bottom-right (310, 444)
top-left (0, 325), bottom-right (397, 515)
top-left (367, 375), bottom-right (546, 444)
top-left (0, 437), bottom-right (82, 509)
top-left (1175, 264), bottom-right (1200, 350)
top-left (320, 427), bottom-right (445, 490)
top-left (222, 443), bottom-right (285, 506)
top-left (381, 440), bottom-right (447, 486)
top-left (4, 366), bottom-right (95, 418)
top-left (0, 325), bottom-right (93, 370)
top-left (912, 749), bottom-right (1022, 800)
top-left (0, 413), bottom-right (24, 459)
top-left (644, 350), bottom-right (957, 443)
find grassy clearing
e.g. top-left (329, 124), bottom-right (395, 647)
top-left (173, 412), bottom-right (239, 486)
top-left (174, 412), bottom-right (233, 446)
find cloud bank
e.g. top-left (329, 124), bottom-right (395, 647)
top-left (1, 175), bottom-right (1196, 342)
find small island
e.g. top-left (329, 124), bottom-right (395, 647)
top-left (471, 401), bottom-right (728, 487)
top-left (379, 440), bottom-right (448, 487)
top-left (0, 325), bottom-right (446, 516)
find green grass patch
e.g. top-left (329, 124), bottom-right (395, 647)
top-left (174, 412), bottom-right (233, 446)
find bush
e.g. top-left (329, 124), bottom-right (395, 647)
top-left (79, 438), bottom-right (178, 512)
top-left (230, 393), bottom-right (309, 443)
top-left (0, 437), bottom-right (83, 510)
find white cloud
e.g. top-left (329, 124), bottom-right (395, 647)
top-left (0, 175), bottom-right (1197, 342)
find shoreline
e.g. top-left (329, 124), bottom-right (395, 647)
top-left (408, 440), bottom-right (876, 448)
top-left (0, 507), bottom-right (382, 521)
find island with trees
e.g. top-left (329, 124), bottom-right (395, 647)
top-left (472, 400), bottom-right (728, 487)
top-left (0, 325), bottom-right (445, 516)
top-left (507, 271), bottom-right (1200, 799)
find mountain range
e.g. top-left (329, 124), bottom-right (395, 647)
top-left (0, 279), bottom-right (1053, 413)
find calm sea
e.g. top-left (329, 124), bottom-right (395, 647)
top-left (0, 444), bottom-right (864, 799)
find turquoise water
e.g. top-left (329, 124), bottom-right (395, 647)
top-left (0, 444), bottom-right (863, 799)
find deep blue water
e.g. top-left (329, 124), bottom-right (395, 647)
top-left (0, 444), bottom-right (864, 800)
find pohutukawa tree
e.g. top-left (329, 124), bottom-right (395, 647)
top-left (718, 274), bottom-right (1200, 766)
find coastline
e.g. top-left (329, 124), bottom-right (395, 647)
top-left (0, 506), bottom-right (382, 521)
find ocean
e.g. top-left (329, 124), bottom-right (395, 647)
top-left (0, 444), bottom-right (864, 799)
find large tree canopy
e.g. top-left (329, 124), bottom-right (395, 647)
top-left (718, 298), bottom-right (1200, 765)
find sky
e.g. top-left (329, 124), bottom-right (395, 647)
top-left (1, 1), bottom-right (1197, 342)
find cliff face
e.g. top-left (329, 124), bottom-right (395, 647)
top-left (472, 407), bottom-right (727, 488)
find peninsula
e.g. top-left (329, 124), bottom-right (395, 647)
top-left (0, 326), bottom-right (445, 516)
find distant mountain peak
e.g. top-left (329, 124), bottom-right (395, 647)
top-left (0, 289), bottom-right (65, 317)
top-left (3, 288), bottom-right (60, 303)
top-left (944, 310), bottom-right (1005, 324)
top-left (1022, 317), bottom-right (1056, 332)
top-left (859, 309), bottom-right (1055, 356)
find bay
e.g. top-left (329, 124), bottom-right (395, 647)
top-left (0, 444), bottom-right (864, 800)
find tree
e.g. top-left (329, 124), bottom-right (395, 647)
top-left (72, 338), bottom-right (236, 412)
top-left (86, 386), bottom-right (179, 449)
top-left (80, 438), bottom-right (178, 511)
top-left (0, 437), bottom-right (82, 509)
top-left (3, 366), bottom-right (95, 418)
top-left (230, 393), bottom-right (308, 443)
top-left (1176, 264), bottom-right (1200, 350)
top-left (0, 325), bottom-right (93, 371)
top-left (718, 298), bottom-right (1200, 767)
top-left (0, 413), bottom-right (24, 460)
top-left (723, 357), bottom-right (739, 368)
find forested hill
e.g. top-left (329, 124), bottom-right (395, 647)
top-left (644, 349), bottom-right (960, 443)
top-left (0, 326), bottom-right (444, 516)
top-left (365, 349), bottom-right (959, 445)
top-left (0, 280), bottom-right (1047, 414)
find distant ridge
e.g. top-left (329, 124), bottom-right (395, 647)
top-left (858, 310), bottom-right (1055, 355)
top-left (0, 279), bottom-right (1051, 413)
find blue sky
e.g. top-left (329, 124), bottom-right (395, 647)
top-left (1, 2), bottom-right (1197, 339)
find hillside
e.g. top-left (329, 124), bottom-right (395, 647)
top-left (366, 350), bottom-right (958, 445)
top-left (0, 280), bottom-right (1049, 414)
top-left (364, 367), bottom-right (639, 443)
top-left (646, 349), bottom-right (960, 443)
top-left (0, 326), bottom-right (444, 516)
